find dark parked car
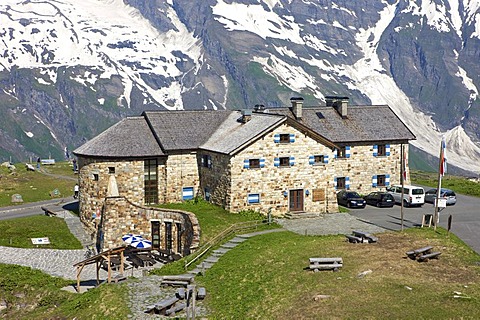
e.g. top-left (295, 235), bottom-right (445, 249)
top-left (363, 192), bottom-right (395, 208)
top-left (424, 188), bottom-right (456, 205)
top-left (337, 190), bottom-right (366, 208)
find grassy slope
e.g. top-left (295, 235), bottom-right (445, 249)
top-left (0, 161), bottom-right (77, 207)
top-left (411, 171), bottom-right (480, 197)
top-left (200, 228), bottom-right (480, 319)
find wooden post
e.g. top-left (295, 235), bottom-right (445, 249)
top-left (120, 251), bottom-right (124, 274)
top-left (400, 144), bottom-right (405, 231)
top-left (433, 141), bottom-right (443, 231)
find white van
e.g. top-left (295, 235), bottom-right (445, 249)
top-left (387, 185), bottom-right (425, 207)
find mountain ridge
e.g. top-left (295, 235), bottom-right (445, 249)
top-left (0, 0), bottom-right (479, 174)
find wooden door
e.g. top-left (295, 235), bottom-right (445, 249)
top-left (289, 189), bottom-right (304, 212)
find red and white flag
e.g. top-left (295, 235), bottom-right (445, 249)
top-left (439, 137), bottom-right (447, 176)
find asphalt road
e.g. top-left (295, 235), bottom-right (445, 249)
top-left (0, 197), bottom-right (77, 220)
top-left (348, 192), bottom-right (480, 254)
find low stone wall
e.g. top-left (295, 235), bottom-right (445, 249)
top-left (94, 196), bottom-right (200, 254)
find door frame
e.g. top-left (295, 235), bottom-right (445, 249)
top-left (289, 189), bottom-right (304, 212)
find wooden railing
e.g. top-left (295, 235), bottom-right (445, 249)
top-left (184, 219), bottom-right (275, 270)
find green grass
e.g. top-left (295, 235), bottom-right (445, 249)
top-left (411, 170), bottom-right (480, 197)
top-left (0, 161), bottom-right (77, 207)
top-left (158, 199), bottom-right (268, 245)
top-left (0, 264), bottom-right (129, 320)
top-left (0, 215), bottom-right (82, 249)
top-left (198, 228), bottom-right (480, 319)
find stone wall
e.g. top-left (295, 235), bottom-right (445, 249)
top-left (164, 152), bottom-right (200, 202)
top-left (228, 123), bottom-right (338, 216)
top-left (332, 143), bottom-right (410, 194)
top-left (100, 196), bottom-right (200, 253)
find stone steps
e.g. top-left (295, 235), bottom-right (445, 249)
top-left (284, 212), bottom-right (321, 219)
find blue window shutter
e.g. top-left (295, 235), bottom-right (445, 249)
top-left (274, 134), bottom-right (280, 143)
top-left (260, 158), bottom-right (265, 168)
top-left (333, 149), bottom-right (338, 159)
top-left (289, 133), bottom-right (295, 143)
top-left (274, 157), bottom-right (280, 167)
top-left (345, 146), bottom-right (351, 158)
top-left (182, 187), bottom-right (194, 200)
top-left (201, 157), bottom-right (205, 166)
top-left (373, 145), bottom-right (378, 157)
top-left (385, 174), bottom-right (390, 186)
top-left (289, 156), bottom-right (295, 166)
top-left (244, 159), bottom-right (250, 169)
top-left (386, 144), bottom-right (390, 156)
top-left (345, 177), bottom-right (350, 189)
top-left (334, 177), bottom-right (337, 189)
top-left (208, 156), bottom-right (212, 168)
top-left (248, 193), bottom-right (260, 204)
top-left (372, 175), bottom-right (377, 187)
top-left (309, 155), bottom-right (315, 165)
top-left (324, 155), bottom-right (329, 164)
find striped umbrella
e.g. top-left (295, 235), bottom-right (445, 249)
top-left (122, 234), bottom-right (144, 244)
top-left (130, 239), bottom-right (152, 249)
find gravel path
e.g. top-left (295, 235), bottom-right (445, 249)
top-left (276, 213), bottom-right (386, 235)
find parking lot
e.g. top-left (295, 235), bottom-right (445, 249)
top-left (347, 192), bottom-right (480, 254)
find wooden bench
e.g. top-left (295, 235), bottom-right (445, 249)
top-left (418, 252), bottom-right (441, 262)
top-left (352, 230), bottom-right (378, 243)
top-left (309, 257), bottom-right (343, 272)
top-left (406, 246), bottom-right (433, 260)
top-left (144, 297), bottom-right (179, 315)
top-left (345, 234), bottom-right (363, 243)
top-left (41, 206), bottom-right (57, 217)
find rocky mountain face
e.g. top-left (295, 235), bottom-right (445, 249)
top-left (0, 0), bottom-right (479, 174)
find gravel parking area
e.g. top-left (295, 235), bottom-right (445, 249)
top-left (276, 213), bottom-right (386, 236)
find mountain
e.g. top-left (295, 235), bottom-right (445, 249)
top-left (0, 0), bottom-right (479, 175)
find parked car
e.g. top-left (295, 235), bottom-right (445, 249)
top-left (387, 185), bottom-right (425, 207)
top-left (363, 192), bottom-right (395, 208)
top-left (336, 190), bottom-right (366, 208)
top-left (424, 188), bottom-right (457, 205)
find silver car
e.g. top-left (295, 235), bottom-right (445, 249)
top-left (424, 188), bottom-right (456, 205)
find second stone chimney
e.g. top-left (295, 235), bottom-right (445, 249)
top-left (240, 109), bottom-right (252, 123)
top-left (290, 97), bottom-right (304, 120)
top-left (325, 96), bottom-right (349, 118)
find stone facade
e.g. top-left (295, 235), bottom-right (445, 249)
top-left (332, 143), bottom-right (410, 193)
top-left (99, 196), bottom-right (200, 254)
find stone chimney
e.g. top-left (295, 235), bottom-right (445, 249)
top-left (254, 104), bottom-right (265, 112)
top-left (290, 97), bottom-right (304, 120)
top-left (240, 109), bottom-right (252, 123)
top-left (325, 96), bottom-right (349, 118)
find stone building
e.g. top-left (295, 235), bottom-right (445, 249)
top-left (73, 96), bottom-right (415, 252)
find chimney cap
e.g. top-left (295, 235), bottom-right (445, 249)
top-left (290, 97), bottom-right (304, 101)
top-left (241, 109), bottom-right (252, 116)
top-left (325, 95), bottom-right (349, 100)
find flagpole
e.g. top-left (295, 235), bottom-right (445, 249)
top-left (400, 144), bottom-right (405, 231)
top-left (433, 139), bottom-right (444, 231)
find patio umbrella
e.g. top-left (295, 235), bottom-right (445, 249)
top-left (130, 239), bottom-right (152, 249)
top-left (122, 234), bottom-right (144, 244)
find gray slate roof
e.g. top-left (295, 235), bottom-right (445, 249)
top-left (74, 104), bottom-right (415, 159)
top-left (143, 111), bottom-right (232, 151)
top-left (268, 105), bottom-right (416, 143)
top-left (73, 117), bottom-right (164, 158)
top-left (200, 112), bottom-right (286, 154)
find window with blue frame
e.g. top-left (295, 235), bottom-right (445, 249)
top-left (182, 187), bottom-right (194, 200)
top-left (309, 155), bottom-right (329, 165)
top-left (334, 176), bottom-right (350, 189)
top-left (243, 158), bottom-right (265, 169)
top-left (372, 174), bottom-right (389, 187)
top-left (247, 193), bottom-right (260, 204)
top-left (335, 146), bottom-right (350, 159)
top-left (373, 144), bottom-right (390, 157)
top-left (275, 156), bottom-right (295, 167)
top-left (274, 133), bottom-right (295, 143)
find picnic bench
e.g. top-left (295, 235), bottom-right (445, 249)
top-left (406, 246), bottom-right (441, 262)
top-left (41, 206), bottom-right (57, 217)
top-left (309, 257), bottom-right (343, 272)
top-left (144, 296), bottom-right (180, 315)
top-left (345, 231), bottom-right (378, 243)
